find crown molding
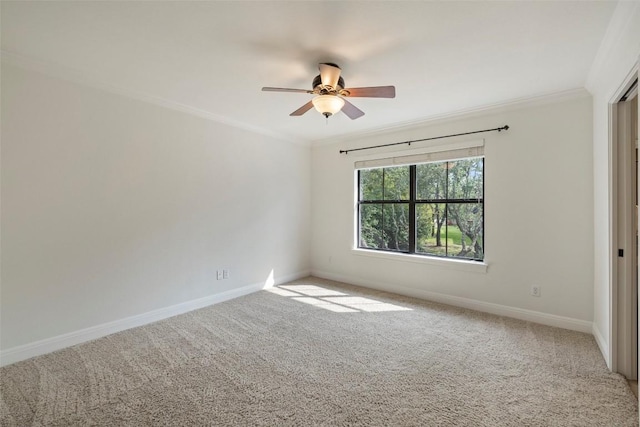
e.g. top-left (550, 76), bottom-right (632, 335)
top-left (585, 1), bottom-right (640, 93)
top-left (1, 50), bottom-right (310, 147)
top-left (311, 87), bottom-right (590, 147)
top-left (1, 49), bottom-right (593, 149)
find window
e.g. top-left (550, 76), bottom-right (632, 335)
top-left (357, 155), bottom-right (484, 261)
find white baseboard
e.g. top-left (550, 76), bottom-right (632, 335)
top-left (592, 323), bottom-right (611, 369)
top-left (311, 269), bottom-right (593, 334)
top-left (0, 270), bottom-right (310, 367)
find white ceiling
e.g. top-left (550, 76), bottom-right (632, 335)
top-left (1, 1), bottom-right (617, 144)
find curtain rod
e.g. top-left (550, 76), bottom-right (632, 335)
top-left (339, 125), bottom-right (509, 154)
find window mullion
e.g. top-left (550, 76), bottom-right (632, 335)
top-left (381, 169), bottom-right (385, 248)
top-left (357, 169), bottom-right (362, 248)
top-left (409, 165), bottom-right (416, 253)
top-left (482, 158), bottom-right (485, 257)
top-left (445, 161), bottom-right (449, 257)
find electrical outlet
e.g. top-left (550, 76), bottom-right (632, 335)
top-left (530, 285), bottom-right (541, 297)
top-left (216, 270), bottom-right (223, 280)
top-left (223, 269), bottom-right (229, 279)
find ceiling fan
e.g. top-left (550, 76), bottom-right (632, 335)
top-left (262, 63), bottom-right (395, 120)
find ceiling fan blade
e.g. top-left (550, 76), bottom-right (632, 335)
top-left (344, 86), bottom-right (396, 98)
top-left (290, 101), bottom-right (314, 116)
top-left (262, 87), bottom-right (313, 94)
top-left (319, 63), bottom-right (342, 88)
top-left (341, 99), bottom-right (365, 120)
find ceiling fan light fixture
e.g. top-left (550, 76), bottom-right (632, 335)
top-left (312, 95), bottom-right (345, 118)
top-left (262, 62), bottom-right (394, 120)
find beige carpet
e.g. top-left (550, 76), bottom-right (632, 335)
top-left (1, 277), bottom-right (637, 426)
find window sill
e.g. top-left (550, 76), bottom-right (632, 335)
top-left (351, 248), bottom-right (488, 273)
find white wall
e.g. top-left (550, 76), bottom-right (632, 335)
top-left (311, 94), bottom-right (594, 329)
top-left (587, 2), bottom-right (640, 367)
top-left (1, 62), bottom-right (311, 353)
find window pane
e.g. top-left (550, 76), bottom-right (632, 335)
top-left (359, 204), bottom-right (383, 249)
top-left (358, 159), bottom-right (484, 261)
top-left (359, 169), bottom-right (383, 201)
top-left (416, 163), bottom-right (447, 200)
top-left (382, 203), bottom-right (409, 251)
top-left (416, 203), bottom-right (447, 257)
top-left (447, 203), bottom-right (483, 260)
top-left (383, 166), bottom-right (410, 200)
top-left (447, 158), bottom-right (483, 200)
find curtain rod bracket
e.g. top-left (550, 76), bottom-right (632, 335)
top-left (339, 125), bottom-right (509, 155)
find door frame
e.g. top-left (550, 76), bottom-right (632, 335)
top-left (609, 64), bottom-right (639, 378)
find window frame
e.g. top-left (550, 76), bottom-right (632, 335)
top-left (356, 157), bottom-right (485, 262)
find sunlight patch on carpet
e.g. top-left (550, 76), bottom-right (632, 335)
top-left (322, 296), bottom-right (412, 312)
top-left (265, 287), bottom-right (302, 297)
top-left (291, 297), bottom-right (359, 312)
top-left (279, 285), bottom-right (348, 297)
top-left (268, 284), bottom-right (412, 313)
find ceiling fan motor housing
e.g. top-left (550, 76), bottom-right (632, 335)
top-left (313, 75), bottom-right (345, 93)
